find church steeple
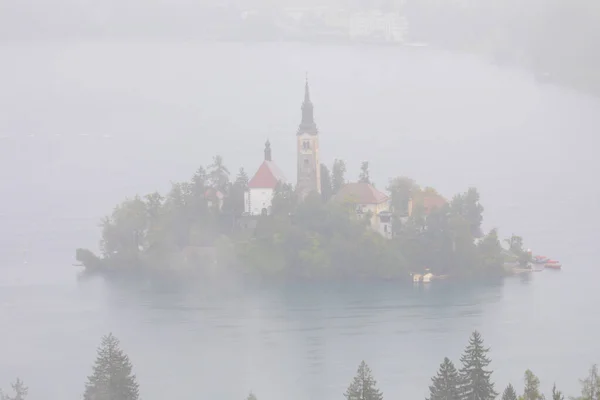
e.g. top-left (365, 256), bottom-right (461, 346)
top-left (264, 139), bottom-right (272, 161)
top-left (298, 74), bottom-right (317, 134)
top-left (296, 75), bottom-right (321, 199)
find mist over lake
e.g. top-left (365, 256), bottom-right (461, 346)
top-left (1, 41), bottom-right (599, 399)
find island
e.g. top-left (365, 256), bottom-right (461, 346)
top-left (76, 80), bottom-right (535, 282)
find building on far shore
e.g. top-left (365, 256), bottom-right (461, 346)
top-left (244, 140), bottom-right (286, 216)
top-left (332, 182), bottom-right (392, 238)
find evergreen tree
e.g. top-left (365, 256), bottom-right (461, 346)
top-left (359, 161), bottom-right (370, 184)
top-left (208, 155), bottom-right (230, 193)
top-left (246, 392), bottom-right (258, 400)
top-left (428, 357), bottom-right (461, 400)
top-left (344, 361), bottom-right (384, 400)
top-left (387, 176), bottom-right (417, 216)
top-left (332, 159), bottom-right (347, 194)
top-left (459, 330), bottom-right (498, 400)
top-left (522, 370), bottom-right (542, 400)
top-left (502, 384), bottom-right (517, 400)
top-left (1, 379), bottom-right (28, 400)
top-left (576, 364), bottom-right (600, 400)
top-left (320, 163), bottom-right (333, 202)
top-left (83, 333), bottom-right (140, 400)
top-left (551, 384), bottom-right (564, 400)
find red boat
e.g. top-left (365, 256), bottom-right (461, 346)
top-left (545, 261), bottom-right (562, 269)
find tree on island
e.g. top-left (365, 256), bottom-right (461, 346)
top-left (427, 357), bottom-right (461, 400)
top-left (0, 379), bottom-right (28, 400)
top-left (321, 163), bottom-right (333, 202)
top-left (459, 331), bottom-right (498, 400)
top-left (208, 155), bottom-right (230, 193)
top-left (502, 384), bottom-right (518, 400)
top-left (477, 228), bottom-right (505, 276)
top-left (332, 159), bottom-right (347, 194)
top-left (344, 361), bottom-right (384, 400)
top-left (521, 370), bottom-right (543, 400)
top-left (359, 161), bottom-right (371, 184)
top-left (387, 176), bottom-right (418, 216)
top-left (83, 333), bottom-right (140, 400)
top-left (227, 167), bottom-right (249, 216)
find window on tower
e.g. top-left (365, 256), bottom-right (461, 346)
top-left (303, 140), bottom-right (310, 150)
top-left (304, 159), bottom-right (309, 166)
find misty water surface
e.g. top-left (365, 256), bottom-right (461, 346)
top-left (0, 41), bottom-right (599, 399)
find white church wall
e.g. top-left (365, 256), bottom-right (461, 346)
top-left (245, 188), bottom-right (275, 216)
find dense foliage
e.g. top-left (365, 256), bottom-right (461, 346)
top-left (4, 331), bottom-right (600, 400)
top-left (76, 156), bottom-right (531, 281)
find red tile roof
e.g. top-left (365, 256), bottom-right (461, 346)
top-left (332, 182), bottom-right (389, 204)
top-left (248, 160), bottom-right (286, 189)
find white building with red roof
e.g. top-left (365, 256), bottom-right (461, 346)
top-left (332, 182), bottom-right (393, 238)
top-left (244, 141), bottom-right (286, 216)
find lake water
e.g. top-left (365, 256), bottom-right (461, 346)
top-left (0, 40), bottom-right (599, 399)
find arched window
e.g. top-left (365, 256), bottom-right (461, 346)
top-left (303, 140), bottom-right (310, 150)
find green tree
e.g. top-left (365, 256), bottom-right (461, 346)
top-left (387, 176), bottom-right (418, 216)
top-left (359, 161), bottom-right (370, 184)
top-left (344, 361), bottom-right (384, 400)
top-left (332, 159), bottom-right (347, 194)
top-left (271, 182), bottom-right (297, 217)
top-left (504, 234), bottom-right (531, 267)
top-left (551, 384), bottom-right (564, 400)
top-left (100, 196), bottom-right (148, 260)
top-left (477, 228), bottom-right (505, 276)
top-left (321, 163), bottom-right (333, 202)
top-left (427, 357), bottom-right (461, 400)
top-left (522, 370), bottom-right (542, 400)
top-left (1, 379), bottom-right (28, 400)
top-left (575, 364), bottom-right (600, 400)
top-left (464, 188), bottom-right (484, 237)
top-left (227, 167), bottom-right (249, 216)
top-left (208, 155), bottom-right (230, 193)
top-left (459, 331), bottom-right (498, 400)
top-left (83, 333), bottom-right (140, 400)
top-left (503, 384), bottom-right (518, 400)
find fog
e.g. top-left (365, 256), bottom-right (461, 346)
top-left (1, 1), bottom-right (599, 399)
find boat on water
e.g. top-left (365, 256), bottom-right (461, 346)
top-left (545, 260), bottom-right (562, 269)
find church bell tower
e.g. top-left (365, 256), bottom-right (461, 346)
top-left (296, 77), bottom-right (321, 199)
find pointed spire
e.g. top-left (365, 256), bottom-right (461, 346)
top-left (304, 72), bottom-right (311, 103)
top-left (264, 139), bottom-right (272, 161)
top-left (300, 74), bottom-right (315, 130)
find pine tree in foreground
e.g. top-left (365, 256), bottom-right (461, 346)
top-left (1, 379), bottom-right (28, 400)
top-left (246, 392), bottom-right (258, 400)
top-left (501, 384), bottom-right (517, 400)
top-left (83, 333), bottom-right (140, 400)
top-left (344, 361), bottom-right (384, 400)
top-left (459, 330), bottom-right (498, 400)
top-left (577, 364), bottom-right (600, 400)
top-left (428, 357), bottom-right (461, 400)
top-left (522, 369), bottom-right (543, 400)
top-left (551, 383), bottom-right (564, 400)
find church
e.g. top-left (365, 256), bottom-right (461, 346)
top-left (243, 78), bottom-right (392, 238)
top-left (244, 78), bottom-right (321, 216)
